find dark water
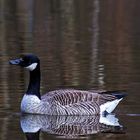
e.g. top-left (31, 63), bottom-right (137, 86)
top-left (0, 0), bottom-right (140, 139)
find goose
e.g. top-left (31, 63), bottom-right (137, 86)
top-left (9, 54), bottom-right (126, 115)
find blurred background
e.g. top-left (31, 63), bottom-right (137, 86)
top-left (0, 0), bottom-right (140, 140)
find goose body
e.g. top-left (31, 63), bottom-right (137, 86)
top-left (9, 54), bottom-right (126, 115)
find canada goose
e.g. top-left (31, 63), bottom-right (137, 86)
top-left (9, 54), bottom-right (126, 115)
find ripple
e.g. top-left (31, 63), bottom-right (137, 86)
top-left (126, 114), bottom-right (140, 116)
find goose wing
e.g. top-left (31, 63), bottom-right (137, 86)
top-left (41, 89), bottom-right (118, 115)
top-left (42, 89), bottom-right (117, 106)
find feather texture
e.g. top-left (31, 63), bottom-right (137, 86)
top-left (21, 114), bottom-right (123, 136)
top-left (21, 89), bottom-right (123, 115)
top-left (42, 89), bottom-right (99, 115)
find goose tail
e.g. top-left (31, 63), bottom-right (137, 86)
top-left (111, 91), bottom-right (127, 99)
top-left (100, 91), bottom-right (127, 115)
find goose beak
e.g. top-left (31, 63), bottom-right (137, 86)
top-left (9, 58), bottom-right (22, 65)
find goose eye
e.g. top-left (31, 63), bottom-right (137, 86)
top-left (22, 57), bottom-right (29, 63)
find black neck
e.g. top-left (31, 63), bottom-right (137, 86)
top-left (26, 63), bottom-right (41, 99)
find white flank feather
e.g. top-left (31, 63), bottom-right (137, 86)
top-left (100, 98), bottom-right (123, 114)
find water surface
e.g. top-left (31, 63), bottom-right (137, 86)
top-left (0, 0), bottom-right (140, 140)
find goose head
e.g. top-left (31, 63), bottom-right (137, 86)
top-left (9, 54), bottom-right (40, 71)
top-left (9, 54), bottom-right (41, 100)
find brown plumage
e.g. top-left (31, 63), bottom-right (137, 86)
top-left (41, 89), bottom-right (119, 115)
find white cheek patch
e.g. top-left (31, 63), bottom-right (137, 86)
top-left (25, 63), bottom-right (38, 71)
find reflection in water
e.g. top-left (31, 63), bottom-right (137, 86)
top-left (21, 114), bottom-right (124, 139)
top-left (97, 64), bottom-right (105, 88)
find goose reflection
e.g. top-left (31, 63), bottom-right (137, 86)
top-left (20, 114), bottom-right (124, 140)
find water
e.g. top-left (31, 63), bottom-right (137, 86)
top-left (0, 0), bottom-right (140, 139)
